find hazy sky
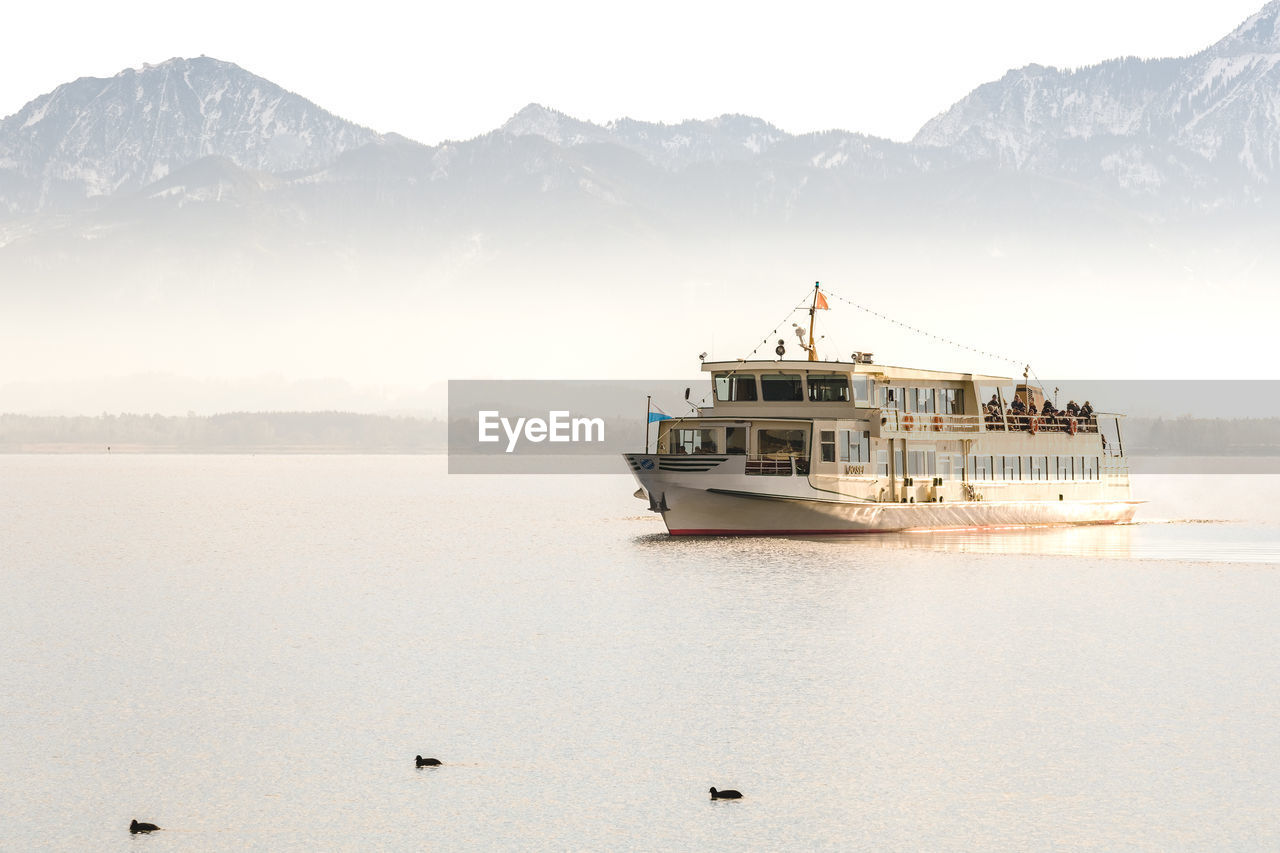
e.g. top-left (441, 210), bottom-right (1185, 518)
top-left (2, 1), bottom-right (1270, 143)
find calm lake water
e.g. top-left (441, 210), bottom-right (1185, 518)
top-left (3, 456), bottom-right (1280, 851)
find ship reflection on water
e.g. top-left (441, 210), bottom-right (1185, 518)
top-left (802, 519), bottom-right (1280, 564)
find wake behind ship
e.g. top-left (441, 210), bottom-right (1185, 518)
top-left (624, 283), bottom-right (1139, 535)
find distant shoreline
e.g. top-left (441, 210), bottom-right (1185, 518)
top-left (5, 413), bottom-right (1280, 458)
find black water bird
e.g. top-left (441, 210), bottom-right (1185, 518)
top-left (416, 755), bottom-right (442, 767)
top-left (130, 819), bottom-right (160, 834)
top-left (709, 787), bottom-right (742, 799)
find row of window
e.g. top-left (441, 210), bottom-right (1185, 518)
top-left (968, 454), bottom-right (1101, 482)
top-left (670, 427), bottom-right (803, 457)
top-left (819, 429), bottom-right (872, 463)
top-left (879, 386), bottom-right (964, 415)
top-left (671, 426), bottom-right (1102, 482)
top-left (714, 372), bottom-right (872, 404)
top-left (872, 449), bottom-right (962, 479)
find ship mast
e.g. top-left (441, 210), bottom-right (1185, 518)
top-left (806, 281), bottom-right (821, 362)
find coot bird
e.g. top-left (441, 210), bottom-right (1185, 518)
top-left (415, 755), bottom-right (442, 767)
top-left (130, 819), bottom-right (161, 834)
top-left (709, 787), bottom-right (742, 799)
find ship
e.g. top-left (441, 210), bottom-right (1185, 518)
top-left (623, 283), bottom-right (1140, 535)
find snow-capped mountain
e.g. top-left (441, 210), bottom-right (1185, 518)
top-left (913, 0), bottom-right (1280, 200)
top-left (3, 1), bottom-right (1280, 230)
top-left (0, 56), bottom-right (379, 214)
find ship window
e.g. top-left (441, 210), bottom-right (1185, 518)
top-left (674, 429), bottom-right (718, 454)
top-left (969, 454), bottom-right (993, 481)
top-left (838, 429), bottom-right (870, 463)
top-left (876, 449), bottom-right (889, 477)
top-left (757, 429), bottom-right (805, 458)
top-left (939, 388), bottom-right (964, 415)
top-left (761, 374), bottom-right (803, 402)
top-left (714, 373), bottom-right (758, 402)
top-left (914, 388), bottom-right (936, 414)
top-left (879, 386), bottom-right (906, 410)
top-left (1003, 455), bottom-right (1020, 480)
top-left (938, 455), bottom-right (952, 480)
top-left (850, 376), bottom-right (870, 403)
top-left (808, 375), bottom-right (851, 402)
top-left (907, 449), bottom-right (936, 477)
top-left (820, 430), bottom-right (836, 462)
top-left (725, 427), bottom-right (747, 455)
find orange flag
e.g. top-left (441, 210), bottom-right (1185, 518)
top-left (815, 290), bottom-right (830, 310)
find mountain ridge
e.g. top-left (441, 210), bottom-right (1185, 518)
top-left (3, 3), bottom-right (1280, 226)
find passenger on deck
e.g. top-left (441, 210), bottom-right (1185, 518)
top-left (1066, 400), bottom-right (1080, 417)
top-left (1081, 401), bottom-right (1095, 421)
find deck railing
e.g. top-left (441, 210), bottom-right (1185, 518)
top-left (880, 410), bottom-right (981, 433)
top-left (983, 413), bottom-right (1100, 434)
top-left (745, 455), bottom-right (803, 476)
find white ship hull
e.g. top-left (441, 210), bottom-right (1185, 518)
top-left (625, 454), bottom-right (1140, 535)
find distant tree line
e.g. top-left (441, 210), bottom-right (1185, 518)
top-left (3, 413), bottom-right (1280, 456)
top-left (0, 412), bottom-right (446, 452)
top-left (1122, 417), bottom-right (1280, 456)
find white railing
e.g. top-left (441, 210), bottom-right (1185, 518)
top-left (983, 412), bottom-right (1101, 434)
top-left (879, 410), bottom-right (981, 434)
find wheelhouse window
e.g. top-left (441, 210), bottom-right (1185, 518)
top-left (673, 428), bottom-right (718, 454)
top-left (761, 374), bottom-right (803, 402)
top-left (807, 374), bottom-right (851, 403)
top-left (757, 429), bottom-right (805, 458)
top-left (714, 373), bottom-right (758, 402)
top-left (914, 388), bottom-right (936, 414)
top-left (850, 376), bottom-right (870, 404)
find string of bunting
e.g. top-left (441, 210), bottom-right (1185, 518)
top-left (820, 287), bottom-right (1026, 371)
top-left (746, 289), bottom-right (818, 358)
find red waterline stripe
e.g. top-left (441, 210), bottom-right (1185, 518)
top-left (667, 521), bottom-right (1123, 536)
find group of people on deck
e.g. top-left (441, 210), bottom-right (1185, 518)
top-left (985, 395), bottom-right (1095, 431)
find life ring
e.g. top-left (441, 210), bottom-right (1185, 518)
top-left (1068, 417), bottom-right (1078, 435)
top-left (932, 415), bottom-right (944, 431)
top-left (902, 413), bottom-right (914, 430)
top-left (1029, 416), bottom-right (1041, 435)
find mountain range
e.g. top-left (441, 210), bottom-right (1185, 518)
top-left (5, 4), bottom-right (1280, 411)
top-left (4, 3), bottom-right (1280, 230)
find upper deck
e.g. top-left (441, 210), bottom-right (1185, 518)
top-left (695, 359), bottom-right (1101, 436)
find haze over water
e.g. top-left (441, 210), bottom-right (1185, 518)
top-left (3, 455), bottom-right (1279, 850)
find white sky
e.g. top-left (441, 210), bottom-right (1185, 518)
top-left (1, 0), bottom-right (1269, 143)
